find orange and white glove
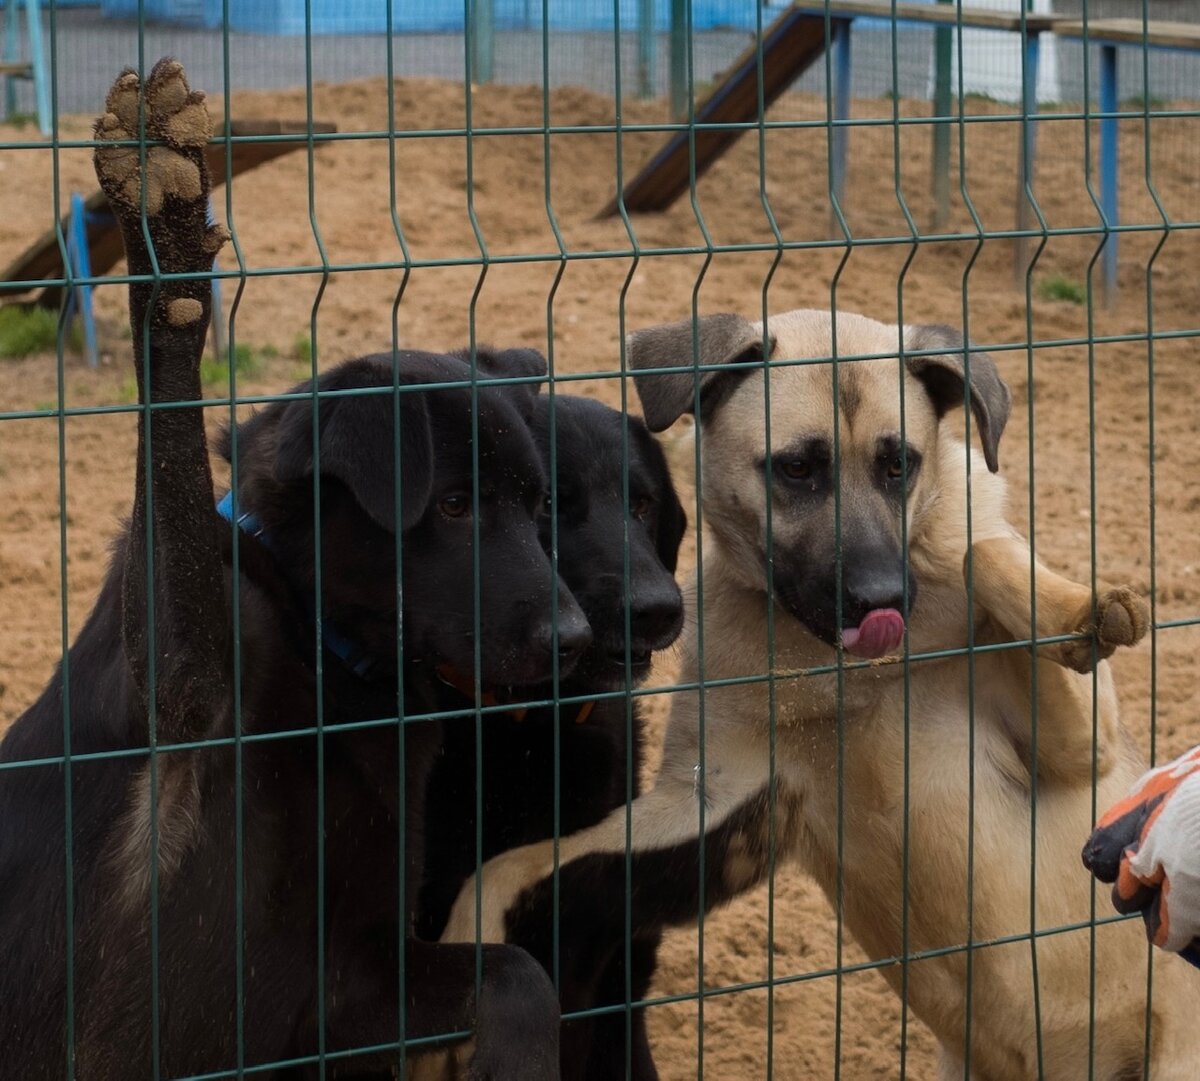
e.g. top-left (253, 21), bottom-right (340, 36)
top-left (1082, 745), bottom-right (1200, 969)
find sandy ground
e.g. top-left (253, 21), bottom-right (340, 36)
top-left (1, 77), bottom-right (1198, 1078)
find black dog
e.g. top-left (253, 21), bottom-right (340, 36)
top-left (420, 394), bottom-right (687, 1080)
top-left (0, 60), bottom-right (586, 1079)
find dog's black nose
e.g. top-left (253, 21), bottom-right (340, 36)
top-left (631, 584), bottom-right (684, 650)
top-left (531, 604), bottom-right (592, 670)
top-left (843, 565), bottom-right (908, 622)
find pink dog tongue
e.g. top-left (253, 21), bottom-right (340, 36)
top-left (841, 608), bottom-right (906, 659)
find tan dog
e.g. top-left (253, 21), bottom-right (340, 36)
top-left (440, 310), bottom-right (1197, 1080)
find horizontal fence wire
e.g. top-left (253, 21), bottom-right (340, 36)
top-left (0, 0), bottom-right (1198, 1078)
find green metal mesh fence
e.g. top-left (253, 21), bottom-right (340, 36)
top-left (1, 0), bottom-right (1199, 1077)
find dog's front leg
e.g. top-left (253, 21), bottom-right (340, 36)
top-left (94, 61), bottom-right (232, 747)
top-left (968, 535), bottom-right (1149, 779)
top-left (969, 535), bottom-right (1148, 675)
top-left (322, 935), bottom-right (562, 1080)
top-left (439, 717), bottom-right (788, 1079)
top-left (441, 706), bottom-right (779, 941)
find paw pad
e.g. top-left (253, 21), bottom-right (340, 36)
top-left (1095, 587), bottom-right (1150, 651)
top-left (1059, 586), bottom-right (1150, 673)
top-left (94, 58), bottom-right (213, 217)
top-left (165, 298), bottom-right (203, 326)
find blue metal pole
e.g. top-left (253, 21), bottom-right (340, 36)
top-left (1099, 42), bottom-right (1119, 306)
top-left (69, 192), bottom-right (98, 369)
top-left (1012, 31), bottom-right (1041, 285)
top-left (25, 0), bottom-right (51, 135)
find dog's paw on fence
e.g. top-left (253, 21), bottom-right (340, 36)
top-left (93, 57), bottom-right (228, 324)
top-left (1061, 586), bottom-right (1151, 674)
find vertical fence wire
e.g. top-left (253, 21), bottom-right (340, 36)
top-left (1081, 8), bottom-right (1106, 1078)
top-left (130, 15), bottom-right (167, 1077)
top-left (1020, 4), bottom-right (1052, 1077)
top-left (607, 4), bottom-right (646, 1071)
top-left (885, 5), bottom-right (921, 1076)
top-left (754, 1), bottom-right (784, 1076)
top-left (540, 0), bottom-right (569, 1025)
top-left (383, 0), bottom-right (414, 1071)
top-left (821, 5), bottom-right (851, 1077)
top-left (463, 0), bottom-right (488, 1039)
top-left (612, 10), bottom-right (642, 1064)
top-left (1138, 1), bottom-right (1170, 1073)
top-left (46, 0), bottom-right (77, 1076)
top-left (954, 2), bottom-right (988, 1073)
top-left (299, 0), bottom-right (332, 1068)
top-left (217, 0), bottom-right (250, 1074)
top-left (682, 0), bottom-right (716, 1065)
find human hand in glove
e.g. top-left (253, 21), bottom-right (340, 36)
top-left (1082, 745), bottom-right (1200, 969)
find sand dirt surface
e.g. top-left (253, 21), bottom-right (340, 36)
top-left (1, 77), bottom-right (1198, 1079)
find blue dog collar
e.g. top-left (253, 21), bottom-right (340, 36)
top-left (216, 490), bottom-right (264, 537)
top-left (216, 491), bottom-right (382, 681)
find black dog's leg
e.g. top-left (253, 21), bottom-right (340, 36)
top-left (94, 61), bottom-right (231, 755)
top-left (67, 59), bottom-right (234, 1081)
top-left (321, 932), bottom-right (562, 1080)
top-left (578, 931), bottom-right (657, 1075)
top-left (559, 933), bottom-right (660, 1081)
top-left (443, 783), bottom-right (797, 1079)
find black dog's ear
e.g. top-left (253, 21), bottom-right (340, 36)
top-left (629, 314), bottom-right (775, 433)
top-left (905, 324), bottom-right (1011, 474)
top-left (274, 372), bottom-right (434, 532)
top-left (655, 477), bottom-right (687, 574)
top-left (633, 423), bottom-right (688, 573)
top-left (458, 346), bottom-right (547, 422)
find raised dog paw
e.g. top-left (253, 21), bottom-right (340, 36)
top-left (1059, 586), bottom-right (1150, 674)
top-left (94, 58), bottom-right (228, 290)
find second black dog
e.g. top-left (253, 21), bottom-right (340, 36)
top-left (421, 393), bottom-right (687, 1081)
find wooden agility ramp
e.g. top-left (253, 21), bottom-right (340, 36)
top-left (602, 0), bottom-right (1063, 219)
top-left (601, 5), bottom-right (833, 216)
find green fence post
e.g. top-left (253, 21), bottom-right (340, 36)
top-left (2, 0), bottom-right (17, 118)
top-left (472, 0), bottom-right (495, 84)
top-left (638, 0), bottom-right (657, 99)
top-left (931, 0), bottom-right (953, 227)
top-left (669, 0), bottom-right (687, 117)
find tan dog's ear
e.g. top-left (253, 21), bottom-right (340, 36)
top-left (629, 314), bottom-right (773, 432)
top-left (904, 324), bottom-right (1011, 473)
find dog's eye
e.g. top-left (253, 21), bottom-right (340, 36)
top-left (439, 494), bottom-right (471, 519)
top-left (631, 495), bottom-right (653, 519)
top-left (881, 446), bottom-right (921, 488)
top-left (780, 460), bottom-right (811, 481)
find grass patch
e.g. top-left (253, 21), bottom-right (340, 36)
top-left (1122, 95), bottom-right (1168, 111)
top-left (293, 333), bottom-right (313, 365)
top-left (1037, 274), bottom-right (1086, 305)
top-left (4, 112), bottom-right (38, 131)
top-left (0, 305), bottom-right (75, 358)
top-left (200, 342), bottom-right (267, 387)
